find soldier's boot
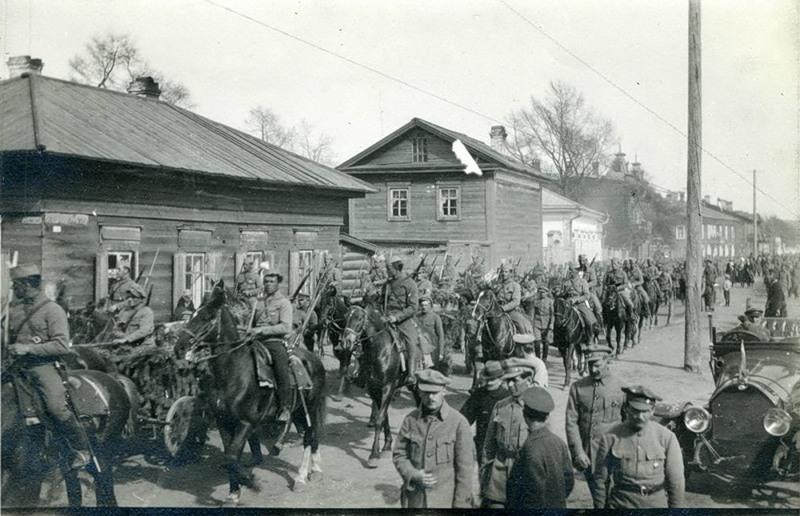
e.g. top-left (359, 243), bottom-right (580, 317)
top-left (405, 345), bottom-right (420, 387)
top-left (59, 414), bottom-right (92, 471)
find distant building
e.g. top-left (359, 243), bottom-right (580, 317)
top-left (541, 189), bottom-right (607, 264)
top-left (669, 197), bottom-right (750, 259)
top-left (338, 118), bottom-right (552, 270)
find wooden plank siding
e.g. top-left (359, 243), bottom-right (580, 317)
top-left (348, 172), bottom-right (486, 243)
top-left (366, 129), bottom-right (459, 166)
top-left (493, 172), bottom-right (543, 267)
top-left (1, 215), bottom-right (44, 267)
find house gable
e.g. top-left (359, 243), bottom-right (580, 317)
top-left (359, 127), bottom-right (462, 168)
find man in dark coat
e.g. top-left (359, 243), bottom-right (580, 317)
top-left (507, 386), bottom-right (574, 508)
top-left (765, 273), bottom-right (787, 317)
top-left (460, 360), bottom-right (509, 458)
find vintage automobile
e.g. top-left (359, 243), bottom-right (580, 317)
top-left (675, 317), bottom-right (800, 480)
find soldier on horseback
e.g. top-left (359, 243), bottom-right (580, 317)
top-left (562, 263), bottom-right (598, 339)
top-left (624, 259), bottom-right (650, 308)
top-left (235, 258), bottom-right (261, 307)
top-left (603, 259), bottom-right (634, 318)
top-left (249, 268), bottom-right (293, 422)
top-left (496, 263), bottom-right (535, 338)
top-left (106, 266), bottom-right (137, 311)
top-left (382, 257), bottom-right (422, 387)
top-left (6, 264), bottom-right (92, 471)
top-left (578, 254), bottom-right (604, 328)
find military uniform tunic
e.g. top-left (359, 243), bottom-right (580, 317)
top-left (115, 304), bottom-right (155, 346)
top-left (482, 396), bottom-right (528, 504)
top-left (593, 420), bottom-right (685, 509)
top-left (384, 273), bottom-right (420, 352)
top-left (565, 371), bottom-right (626, 504)
top-left (10, 293), bottom-right (73, 421)
top-left (460, 385), bottom-right (510, 457)
top-left (392, 401), bottom-right (475, 508)
top-left (506, 426), bottom-right (574, 508)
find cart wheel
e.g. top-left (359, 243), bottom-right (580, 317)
top-left (164, 396), bottom-right (207, 459)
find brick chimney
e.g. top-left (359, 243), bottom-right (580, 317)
top-left (126, 76), bottom-right (161, 99)
top-left (6, 55), bottom-right (44, 78)
top-left (489, 125), bottom-right (508, 152)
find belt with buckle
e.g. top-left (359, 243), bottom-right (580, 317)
top-left (616, 482), bottom-right (665, 496)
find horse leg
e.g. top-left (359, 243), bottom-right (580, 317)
top-left (381, 406), bottom-right (393, 454)
top-left (562, 343), bottom-right (571, 388)
top-left (222, 422), bottom-right (257, 506)
top-left (91, 449), bottom-right (118, 507)
top-left (62, 466), bottom-right (82, 507)
top-left (248, 433), bottom-right (263, 465)
top-left (367, 384), bottom-right (392, 468)
top-left (294, 447), bottom-right (312, 489)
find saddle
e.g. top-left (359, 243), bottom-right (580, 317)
top-left (251, 340), bottom-right (313, 390)
top-left (12, 369), bottom-right (110, 426)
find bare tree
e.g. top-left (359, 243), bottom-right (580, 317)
top-left (508, 81), bottom-right (615, 200)
top-left (68, 32), bottom-right (193, 108)
top-left (244, 106), bottom-right (296, 148)
top-left (294, 120), bottom-right (335, 165)
top-left (244, 108), bottom-right (336, 165)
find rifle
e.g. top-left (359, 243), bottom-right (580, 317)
top-left (437, 252), bottom-right (449, 281)
top-left (515, 257), bottom-right (522, 272)
top-left (141, 248), bottom-right (160, 290)
top-left (290, 269), bottom-right (313, 303)
top-left (411, 254), bottom-right (427, 280)
top-left (145, 283), bottom-right (154, 307)
top-left (427, 255), bottom-right (439, 280)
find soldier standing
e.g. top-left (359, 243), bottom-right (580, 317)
top-left (765, 272), bottom-right (787, 317)
top-left (565, 344), bottom-right (625, 505)
top-left (383, 257), bottom-right (422, 386)
top-left (532, 284), bottom-right (553, 362)
top-left (6, 264), bottom-right (92, 470)
top-left (507, 386), bottom-right (574, 508)
top-left (392, 369), bottom-right (475, 509)
top-left (480, 357), bottom-right (547, 508)
top-left (416, 265), bottom-right (434, 300)
top-left (417, 296), bottom-right (445, 370)
top-left (460, 360), bottom-right (509, 458)
top-left (293, 292), bottom-right (318, 351)
top-left (593, 386), bottom-right (685, 509)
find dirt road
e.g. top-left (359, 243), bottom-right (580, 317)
top-left (26, 283), bottom-right (800, 509)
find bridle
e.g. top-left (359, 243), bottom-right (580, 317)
top-left (178, 308), bottom-right (249, 363)
top-left (472, 289), bottom-right (516, 357)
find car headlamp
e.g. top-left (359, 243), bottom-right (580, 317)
top-left (684, 406), bottom-right (711, 433)
top-left (762, 408), bottom-right (792, 437)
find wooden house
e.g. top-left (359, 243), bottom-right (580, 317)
top-left (338, 118), bottom-right (551, 270)
top-left (0, 69), bottom-right (373, 321)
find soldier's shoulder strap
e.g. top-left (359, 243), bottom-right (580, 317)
top-left (12, 298), bottom-right (54, 337)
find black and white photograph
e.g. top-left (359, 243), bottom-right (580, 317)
top-left (1, 0), bottom-right (798, 511)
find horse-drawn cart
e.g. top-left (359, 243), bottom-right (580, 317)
top-left (72, 321), bottom-right (210, 461)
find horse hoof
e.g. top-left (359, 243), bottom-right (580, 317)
top-left (331, 394), bottom-right (343, 402)
top-left (366, 457), bottom-right (380, 469)
top-left (292, 477), bottom-right (307, 492)
top-left (308, 471), bottom-right (324, 484)
top-left (223, 492), bottom-right (241, 507)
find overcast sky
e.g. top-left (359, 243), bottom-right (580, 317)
top-left (3, 0), bottom-right (798, 218)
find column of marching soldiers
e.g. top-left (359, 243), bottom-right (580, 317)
top-left (3, 251), bottom-right (798, 508)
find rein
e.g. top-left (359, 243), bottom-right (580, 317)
top-left (473, 290), bottom-right (516, 357)
top-left (180, 310), bottom-right (251, 363)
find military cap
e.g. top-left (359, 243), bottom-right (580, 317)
top-left (127, 282), bottom-right (147, 299)
top-left (297, 292), bottom-right (310, 299)
top-left (419, 295), bottom-right (432, 304)
top-left (744, 297), bottom-right (763, 316)
top-left (415, 369), bottom-right (451, 392)
top-left (622, 385), bottom-right (662, 410)
top-left (501, 357), bottom-right (538, 380)
top-left (520, 386), bottom-right (555, 414)
top-left (390, 256), bottom-right (404, 266)
top-left (480, 360), bottom-right (505, 381)
top-left (259, 264), bottom-right (284, 282)
top-left (10, 263), bottom-right (41, 280)
top-left (584, 344), bottom-right (613, 362)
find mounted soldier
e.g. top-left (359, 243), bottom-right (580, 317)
top-left (110, 282), bottom-right (155, 348)
top-left (249, 268), bottom-right (293, 422)
top-left (235, 258), bottom-right (261, 307)
top-left (496, 263), bottom-right (535, 339)
top-left (5, 264), bottom-right (92, 471)
top-left (415, 265), bottom-right (434, 300)
top-left (293, 292), bottom-right (319, 351)
top-left (382, 257), bottom-right (422, 387)
top-left (562, 263), bottom-right (598, 340)
top-left (624, 259), bottom-right (650, 309)
top-left (578, 254), bottom-right (604, 327)
top-left (603, 259), bottom-right (634, 318)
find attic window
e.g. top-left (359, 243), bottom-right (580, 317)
top-left (412, 137), bottom-right (428, 163)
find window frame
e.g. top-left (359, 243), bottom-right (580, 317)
top-left (675, 224), bottom-right (686, 240)
top-left (436, 184), bottom-right (461, 221)
top-left (411, 136), bottom-right (428, 163)
top-left (183, 252), bottom-right (208, 308)
top-left (387, 185), bottom-right (411, 221)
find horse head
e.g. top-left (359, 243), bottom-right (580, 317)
top-left (341, 305), bottom-right (367, 353)
top-left (472, 288), bottom-right (499, 321)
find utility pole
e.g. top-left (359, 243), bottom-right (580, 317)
top-left (684, 0), bottom-right (703, 373)
top-left (753, 170), bottom-right (758, 257)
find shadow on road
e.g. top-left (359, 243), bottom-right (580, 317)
top-left (374, 482), bottom-right (401, 506)
top-left (689, 472), bottom-right (800, 509)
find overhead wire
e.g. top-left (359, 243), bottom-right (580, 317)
top-left (498, 0), bottom-right (800, 219)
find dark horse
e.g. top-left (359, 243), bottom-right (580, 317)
top-left (552, 296), bottom-right (590, 388)
top-left (341, 302), bottom-right (408, 469)
top-left (643, 278), bottom-right (661, 329)
top-left (472, 288), bottom-right (527, 362)
top-left (602, 288), bottom-right (637, 356)
top-left (174, 281), bottom-right (327, 506)
top-left (317, 288), bottom-right (352, 400)
top-left (1, 365), bottom-right (130, 507)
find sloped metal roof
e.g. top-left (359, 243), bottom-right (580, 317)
top-left (338, 117), bottom-right (552, 182)
top-left (542, 188), bottom-right (607, 220)
top-left (0, 75), bottom-right (374, 194)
